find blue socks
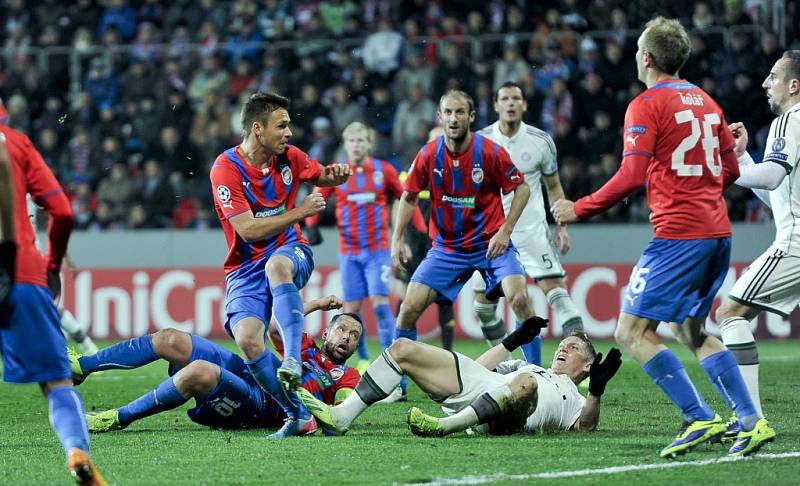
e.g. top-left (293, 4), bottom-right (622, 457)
top-left (117, 377), bottom-right (188, 426)
top-left (701, 350), bottom-right (759, 430)
top-left (356, 312), bottom-right (369, 360)
top-left (394, 327), bottom-right (417, 392)
top-left (643, 349), bottom-right (715, 422)
top-left (246, 350), bottom-right (305, 420)
top-left (78, 335), bottom-right (157, 373)
top-left (517, 321), bottom-right (542, 365)
top-left (271, 283), bottom-right (304, 363)
top-left (48, 386), bottom-right (90, 457)
top-left (375, 303), bottom-right (395, 351)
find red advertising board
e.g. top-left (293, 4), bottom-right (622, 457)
top-left (60, 264), bottom-right (798, 340)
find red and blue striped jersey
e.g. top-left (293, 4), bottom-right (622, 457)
top-left (273, 333), bottom-right (360, 405)
top-left (309, 158), bottom-right (403, 254)
top-left (210, 144), bottom-right (321, 274)
top-left (404, 134), bottom-right (524, 252)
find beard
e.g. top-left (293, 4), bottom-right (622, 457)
top-left (447, 126), bottom-right (469, 145)
top-left (322, 342), bottom-right (347, 365)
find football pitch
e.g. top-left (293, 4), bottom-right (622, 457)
top-left (1, 339), bottom-right (798, 485)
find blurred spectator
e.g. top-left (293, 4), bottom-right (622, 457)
top-left (362, 18), bottom-right (404, 78)
top-left (191, 91), bottom-right (232, 145)
top-left (289, 54), bottom-right (330, 98)
top-left (596, 40), bottom-right (634, 93)
top-left (307, 117), bottom-right (336, 163)
top-left (292, 84), bottom-right (331, 146)
top-left (580, 111), bottom-right (616, 166)
top-left (682, 34), bottom-right (714, 84)
top-left (394, 49), bottom-right (435, 100)
top-left (84, 58), bottom-right (121, 110)
top-left (187, 55), bottom-right (229, 106)
top-left (228, 59), bottom-right (257, 101)
top-left (392, 83), bottom-right (436, 159)
top-left (122, 61), bottom-right (159, 102)
top-left (533, 41), bottom-right (572, 93)
top-left (714, 31), bottom-right (757, 94)
top-left (224, 20), bottom-right (265, 69)
top-left (474, 80), bottom-right (495, 129)
top-left (435, 43), bottom-right (473, 94)
top-left (151, 126), bottom-right (199, 177)
top-left (96, 161), bottom-right (136, 220)
top-left (97, 0), bottom-right (137, 41)
top-left (575, 72), bottom-right (616, 128)
top-left (161, 90), bottom-right (194, 137)
top-left (37, 128), bottom-right (63, 170)
top-left (138, 159), bottom-right (175, 227)
top-left (493, 45), bottom-right (531, 91)
top-left (541, 78), bottom-right (573, 136)
top-left (253, 50), bottom-right (286, 95)
top-left (692, 2), bottom-right (716, 29)
top-left (130, 21), bottom-right (163, 63)
top-left (6, 93), bottom-right (30, 134)
top-left (329, 84), bottom-right (364, 136)
top-left (132, 96), bottom-right (162, 154)
top-left (126, 203), bottom-right (152, 229)
top-left (365, 86), bottom-right (395, 157)
top-left (319, 1), bottom-right (358, 36)
top-left (69, 179), bottom-right (97, 229)
top-left (258, 0), bottom-right (294, 39)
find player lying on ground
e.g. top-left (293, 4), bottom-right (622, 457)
top-left (296, 319), bottom-right (622, 436)
top-left (71, 296), bottom-right (360, 437)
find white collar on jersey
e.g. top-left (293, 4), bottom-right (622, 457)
top-left (493, 120), bottom-right (527, 142)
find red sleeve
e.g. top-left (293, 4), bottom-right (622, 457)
top-left (404, 151), bottom-right (429, 193)
top-left (24, 135), bottom-right (73, 272)
top-left (384, 164), bottom-right (426, 232)
top-left (336, 367), bottom-right (361, 392)
top-left (574, 155), bottom-right (648, 220)
top-left (290, 146), bottom-right (322, 183)
top-left (210, 162), bottom-right (250, 220)
top-left (304, 185), bottom-right (335, 226)
top-left (489, 146), bottom-right (524, 194)
top-left (621, 96), bottom-right (657, 160)
top-left (718, 121), bottom-right (740, 189)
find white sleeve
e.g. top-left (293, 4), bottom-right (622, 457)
top-left (736, 152), bottom-right (772, 207)
top-left (495, 359), bottom-right (527, 375)
top-left (735, 160), bottom-right (787, 190)
top-left (763, 114), bottom-right (799, 173)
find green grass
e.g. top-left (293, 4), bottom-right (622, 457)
top-left (1, 340), bottom-right (799, 485)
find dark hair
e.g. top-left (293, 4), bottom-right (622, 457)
top-left (494, 81), bottom-right (527, 102)
top-left (781, 50), bottom-right (800, 82)
top-left (329, 312), bottom-right (364, 334)
top-left (240, 92), bottom-right (289, 136)
top-left (439, 89), bottom-right (475, 113)
top-left (569, 331), bottom-right (597, 362)
top-left (642, 17), bottom-right (691, 76)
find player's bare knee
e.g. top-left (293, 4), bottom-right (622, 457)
top-left (152, 328), bottom-right (192, 362)
top-left (387, 338), bottom-right (417, 362)
top-left (715, 300), bottom-right (739, 322)
top-left (235, 334), bottom-right (265, 360)
top-left (510, 373), bottom-right (538, 400)
top-left (175, 361), bottom-right (218, 396)
top-left (508, 292), bottom-right (532, 317)
top-left (613, 324), bottom-right (634, 349)
top-left (265, 256), bottom-right (293, 283)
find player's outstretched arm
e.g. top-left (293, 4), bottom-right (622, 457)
top-left (487, 182), bottom-right (529, 259)
top-left (476, 317), bottom-right (548, 369)
top-left (267, 295), bottom-right (343, 345)
top-left (574, 348), bottom-right (622, 432)
top-left (230, 192), bottom-right (326, 242)
top-left (543, 173), bottom-right (570, 254)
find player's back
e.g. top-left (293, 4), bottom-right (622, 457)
top-left (627, 80), bottom-right (735, 239)
top-left (2, 125), bottom-right (65, 287)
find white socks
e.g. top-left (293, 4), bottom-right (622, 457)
top-left (719, 316), bottom-right (763, 417)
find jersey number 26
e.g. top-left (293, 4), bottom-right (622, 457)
top-left (672, 110), bottom-right (722, 177)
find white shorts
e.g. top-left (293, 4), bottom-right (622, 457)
top-left (729, 246), bottom-right (800, 317)
top-left (437, 352), bottom-right (514, 413)
top-left (471, 226), bottom-right (565, 292)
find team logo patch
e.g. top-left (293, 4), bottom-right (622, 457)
top-left (216, 185), bottom-right (231, 203)
top-left (521, 152), bottom-right (532, 162)
top-left (329, 367), bottom-right (344, 381)
top-left (625, 125), bottom-right (647, 134)
top-left (772, 137), bottom-right (786, 152)
top-left (766, 152), bottom-right (789, 162)
top-left (373, 171), bottom-right (384, 186)
top-left (472, 167), bottom-right (483, 183)
top-left (281, 166), bottom-right (293, 185)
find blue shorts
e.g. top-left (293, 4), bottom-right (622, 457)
top-left (339, 250), bottom-right (392, 302)
top-left (187, 367), bottom-right (284, 429)
top-left (622, 237), bottom-right (731, 322)
top-left (167, 335), bottom-right (250, 378)
top-left (224, 244), bottom-right (315, 337)
top-left (0, 284), bottom-right (71, 384)
top-left (410, 244), bottom-right (526, 304)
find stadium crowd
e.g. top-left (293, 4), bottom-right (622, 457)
top-left (1, 0), bottom-right (793, 229)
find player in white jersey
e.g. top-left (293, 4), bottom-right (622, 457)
top-left (471, 82), bottom-right (584, 365)
top-left (27, 195), bottom-right (98, 354)
top-left (714, 50), bottom-right (800, 441)
top-left (293, 318), bottom-right (622, 436)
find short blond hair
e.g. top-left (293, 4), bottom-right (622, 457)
top-left (342, 122), bottom-right (375, 143)
top-left (641, 17), bottom-right (691, 76)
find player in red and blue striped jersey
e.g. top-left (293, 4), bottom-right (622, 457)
top-left (390, 91), bottom-right (548, 397)
top-left (209, 92), bottom-right (351, 437)
top-left (305, 122), bottom-right (426, 373)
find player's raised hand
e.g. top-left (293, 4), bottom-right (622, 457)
top-left (501, 316), bottom-right (548, 352)
top-left (299, 193), bottom-right (326, 217)
top-left (729, 121), bottom-right (749, 157)
top-left (313, 295), bottom-right (343, 312)
top-left (486, 227), bottom-right (511, 259)
top-left (391, 239), bottom-right (411, 272)
top-left (553, 224), bottom-right (570, 255)
top-left (587, 347), bottom-right (623, 397)
top-left (550, 199), bottom-right (577, 225)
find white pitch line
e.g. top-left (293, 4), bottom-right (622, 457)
top-left (400, 451), bottom-right (800, 486)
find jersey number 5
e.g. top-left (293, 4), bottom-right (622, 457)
top-left (672, 110), bottom-right (721, 177)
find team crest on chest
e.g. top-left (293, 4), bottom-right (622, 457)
top-left (329, 367), bottom-right (344, 380)
top-left (472, 167), bottom-right (484, 183)
top-left (373, 171), bottom-right (384, 186)
top-left (281, 166), bottom-right (293, 185)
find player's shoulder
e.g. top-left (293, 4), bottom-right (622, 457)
top-left (770, 105), bottom-right (800, 138)
top-left (477, 123), bottom-right (497, 137)
top-left (522, 122), bottom-right (556, 151)
top-left (0, 125), bottom-right (33, 151)
top-left (210, 147), bottom-right (241, 174)
top-left (284, 144), bottom-right (311, 163)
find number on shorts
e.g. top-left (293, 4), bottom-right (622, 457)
top-left (628, 266), bottom-right (650, 294)
top-left (541, 254), bottom-right (553, 270)
top-left (672, 110), bottom-right (722, 177)
top-left (381, 265), bottom-right (391, 284)
top-left (212, 397), bottom-right (242, 417)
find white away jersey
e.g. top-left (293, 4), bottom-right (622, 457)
top-left (496, 360), bottom-right (585, 432)
top-left (478, 122), bottom-right (557, 233)
top-left (763, 103), bottom-right (800, 255)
